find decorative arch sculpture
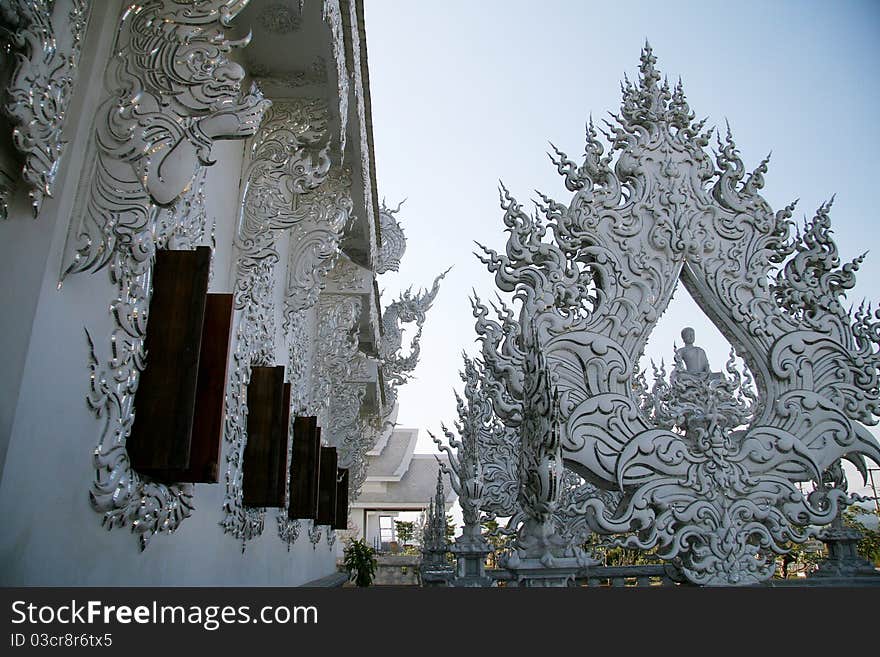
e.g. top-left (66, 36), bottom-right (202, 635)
top-left (474, 45), bottom-right (880, 585)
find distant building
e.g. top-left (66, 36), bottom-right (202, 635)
top-left (349, 427), bottom-right (457, 551)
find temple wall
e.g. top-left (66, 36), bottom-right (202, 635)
top-left (0, 0), bottom-right (378, 586)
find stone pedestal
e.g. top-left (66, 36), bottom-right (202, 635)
top-left (419, 549), bottom-right (454, 587)
top-left (450, 532), bottom-right (493, 587)
top-left (419, 564), bottom-right (455, 587)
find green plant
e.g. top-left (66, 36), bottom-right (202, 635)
top-left (343, 538), bottom-right (378, 587)
top-left (394, 520), bottom-right (415, 547)
top-left (481, 518), bottom-right (513, 568)
top-left (444, 513), bottom-right (456, 543)
top-left (843, 505), bottom-right (880, 566)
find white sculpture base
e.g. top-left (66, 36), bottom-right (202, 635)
top-left (502, 556), bottom-right (585, 588)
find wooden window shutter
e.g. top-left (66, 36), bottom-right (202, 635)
top-left (332, 468), bottom-right (349, 530)
top-left (242, 366), bottom-right (290, 508)
top-left (316, 446), bottom-right (338, 525)
top-left (288, 416), bottom-right (321, 519)
top-left (127, 247), bottom-right (233, 483)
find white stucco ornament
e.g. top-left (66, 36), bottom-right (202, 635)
top-left (61, 0), bottom-right (270, 549)
top-left (473, 44), bottom-right (880, 585)
top-left (0, 0), bottom-right (90, 220)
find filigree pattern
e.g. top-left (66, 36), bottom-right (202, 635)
top-left (473, 44), bottom-right (880, 585)
top-left (311, 293), bottom-right (361, 425)
top-left (308, 288), bottom-right (365, 504)
top-left (86, 170), bottom-right (215, 549)
top-left (221, 257), bottom-right (274, 548)
top-left (282, 167), bottom-right (352, 319)
top-left (328, 380), bottom-right (367, 478)
top-left (67, 0), bottom-right (267, 549)
top-left (232, 100), bottom-right (331, 309)
top-left (1, 0), bottom-right (90, 220)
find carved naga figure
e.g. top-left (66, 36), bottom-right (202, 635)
top-left (380, 268), bottom-right (449, 404)
top-left (473, 44), bottom-right (880, 585)
top-left (375, 201), bottom-right (450, 417)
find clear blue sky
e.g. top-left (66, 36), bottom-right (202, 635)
top-left (363, 0), bottom-right (880, 495)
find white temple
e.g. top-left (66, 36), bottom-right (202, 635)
top-left (0, 0), bottom-right (443, 586)
top-left (351, 426), bottom-right (456, 551)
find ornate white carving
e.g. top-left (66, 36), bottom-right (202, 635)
top-left (311, 293), bottom-right (361, 421)
top-left (437, 356), bottom-right (520, 521)
top-left (277, 513), bottom-right (300, 552)
top-left (420, 469), bottom-right (453, 579)
top-left (376, 200), bottom-right (406, 274)
top-left (221, 256), bottom-right (274, 548)
top-left (67, 0), bottom-right (268, 550)
top-left (283, 167), bottom-right (352, 317)
top-left (223, 99), bottom-right (334, 547)
top-left (380, 270), bottom-right (447, 411)
top-left (86, 170), bottom-right (216, 549)
top-left (308, 520), bottom-right (322, 548)
top-left (329, 381), bottom-right (367, 492)
top-left (310, 257), bottom-right (378, 504)
top-left (0, 0), bottom-right (90, 220)
top-left (285, 309), bottom-right (314, 416)
top-left (432, 356), bottom-right (485, 532)
top-left (276, 169), bottom-right (352, 545)
top-left (473, 45), bottom-right (880, 585)
top-left (62, 1), bottom-right (270, 279)
top-left (321, 0), bottom-right (347, 153)
top-left (231, 100), bottom-right (330, 302)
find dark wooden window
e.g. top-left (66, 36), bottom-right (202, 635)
top-left (242, 366), bottom-right (290, 508)
top-left (316, 446), bottom-right (338, 525)
top-left (288, 416), bottom-right (321, 519)
top-left (332, 468), bottom-right (349, 530)
top-left (127, 247), bottom-right (233, 483)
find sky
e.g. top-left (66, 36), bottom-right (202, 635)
top-left (361, 0), bottom-right (880, 498)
